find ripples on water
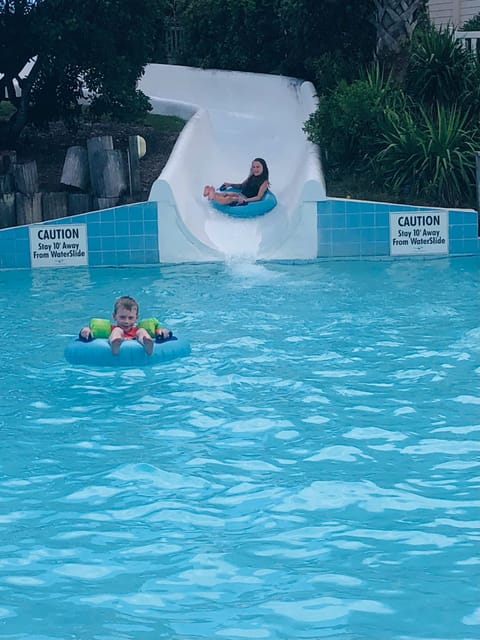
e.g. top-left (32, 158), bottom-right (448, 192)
top-left (0, 257), bottom-right (479, 640)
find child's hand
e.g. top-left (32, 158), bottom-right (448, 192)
top-left (79, 327), bottom-right (92, 341)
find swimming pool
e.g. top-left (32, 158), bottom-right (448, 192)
top-left (1, 257), bottom-right (479, 640)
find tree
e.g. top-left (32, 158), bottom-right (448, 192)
top-left (278, 0), bottom-right (376, 78)
top-left (373, 0), bottom-right (427, 75)
top-left (0, 0), bottom-right (167, 146)
top-left (179, 0), bottom-right (283, 74)
top-left (178, 0), bottom-right (376, 82)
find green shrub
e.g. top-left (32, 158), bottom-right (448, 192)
top-left (374, 103), bottom-right (478, 208)
top-left (462, 14), bottom-right (480, 30)
top-left (306, 52), bottom-right (363, 94)
top-left (405, 25), bottom-right (479, 107)
top-left (304, 65), bottom-right (405, 175)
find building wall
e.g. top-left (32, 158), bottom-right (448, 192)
top-left (429, 0), bottom-right (480, 28)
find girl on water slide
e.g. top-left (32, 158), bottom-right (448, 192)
top-left (203, 158), bottom-right (270, 207)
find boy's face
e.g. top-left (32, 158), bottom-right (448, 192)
top-left (113, 305), bottom-right (138, 331)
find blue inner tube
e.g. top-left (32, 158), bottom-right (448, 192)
top-left (64, 336), bottom-right (191, 367)
top-left (210, 188), bottom-right (277, 218)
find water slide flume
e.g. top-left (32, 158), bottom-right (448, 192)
top-left (139, 64), bottom-right (326, 262)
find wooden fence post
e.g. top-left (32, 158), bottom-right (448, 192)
top-left (14, 161), bottom-right (39, 195)
top-left (87, 136), bottom-right (126, 199)
top-left (68, 193), bottom-right (92, 215)
top-left (42, 192), bottom-right (68, 221)
top-left (476, 152), bottom-right (480, 213)
top-left (16, 192), bottom-right (42, 225)
top-left (61, 146), bottom-right (90, 191)
top-left (0, 193), bottom-right (16, 229)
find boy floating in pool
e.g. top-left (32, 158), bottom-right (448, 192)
top-left (79, 295), bottom-right (171, 356)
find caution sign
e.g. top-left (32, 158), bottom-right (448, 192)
top-left (390, 211), bottom-right (449, 256)
top-left (29, 224), bottom-right (88, 268)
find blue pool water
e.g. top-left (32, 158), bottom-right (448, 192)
top-left (1, 257), bottom-right (479, 640)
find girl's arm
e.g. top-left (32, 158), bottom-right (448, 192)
top-left (224, 175), bottom-right (252, 191)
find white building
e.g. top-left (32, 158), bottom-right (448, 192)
top-left (428, 0), bottom-right (480, 28)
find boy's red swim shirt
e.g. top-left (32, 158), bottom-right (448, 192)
top-left (111, 325), bottom-right (138, 339)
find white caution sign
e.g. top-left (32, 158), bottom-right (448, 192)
top-left (29, 224), bottom-right (88, 267)
top-left (390, 211), bottom-right (449, 256)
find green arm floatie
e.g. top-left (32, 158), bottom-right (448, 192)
top-left (89, 318), bottom-right (112, 339)
top-left (137, 317), bottom-right (162, 338)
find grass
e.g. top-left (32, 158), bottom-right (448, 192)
top-left (144, 113), bottom-right (185, 133)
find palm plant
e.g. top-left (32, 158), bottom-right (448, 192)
top-left (405, 25), bottom-right (479, 108)
top-left (375, 103), bottom-right (478, 207)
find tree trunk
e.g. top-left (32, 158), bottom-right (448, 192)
top-left (1, 56), bottom-right (44, 146)
top-left (374, 0), bottom-right (424, 76)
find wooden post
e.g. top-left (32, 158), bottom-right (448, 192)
top-left (14, 161), bottom-right (39, 195)
top-left (476, 152), bottom-right (480, 213)
top-left (0, 151), bottom-right (16, 228)
top-left (0, 193), bottom-right (16, 229)
top-left (0, 173), bottom-right (14, 192)
top-left (16, 192), bottom-right (42, 225)
top-left (42, 192), bottom-right (68, 221)
top-left (68, 193), bottom-right (92, 215)
top-left (127, 135), bottom-right (146, 197)
top-left (87, 135), bottom-right (113, 196)
top-left (476, 152), bottom-right (480, 235)
top-left (0, 150), bottom-right (16, 173)
top-left (89, 149), bottom-right (127, 198)
top-left (61, 146), bottom-right (90, 191)
top-left (94, 196), bottom-right (120, 210)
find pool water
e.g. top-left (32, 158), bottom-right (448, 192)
top-left (1, 257), bottom-right (479, 640)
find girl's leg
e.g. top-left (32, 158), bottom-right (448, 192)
top-left (212, 192), bottom-right (240, 204)
top-left (109, 327), bottom-right (124, 355)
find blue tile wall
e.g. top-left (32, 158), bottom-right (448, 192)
top-left (317, 198), bottom-right (480, 258)
top-left (0, 197), bottom-right (478, 269)
top-left (0, 201), bottom-right (159, 269)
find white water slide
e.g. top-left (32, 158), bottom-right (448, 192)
top-left (139, 64), bottom-right (326, 262)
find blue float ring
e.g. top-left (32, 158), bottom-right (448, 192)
top-left (210, 188), bottom-right (277, 218)
top-left (64, 336), bottom-right (191, 367)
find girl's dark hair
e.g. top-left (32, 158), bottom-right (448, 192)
top-left (252, 157), bottom-right (269, 182)
top-left (242, 157), bottom-right (269, 196)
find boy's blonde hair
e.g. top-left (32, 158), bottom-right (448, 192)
top-left (114, 295), bottom-right (139, 315)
